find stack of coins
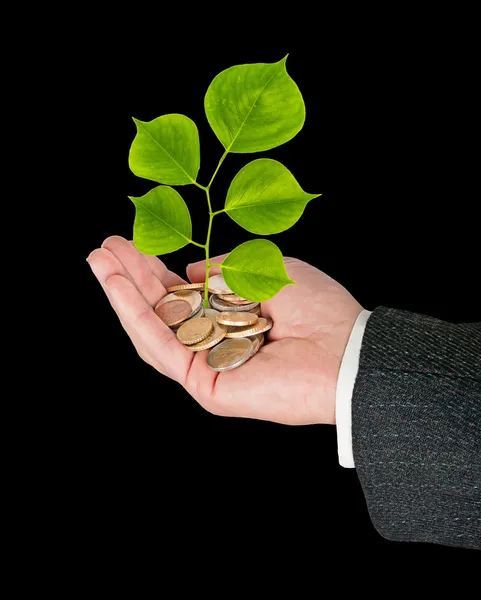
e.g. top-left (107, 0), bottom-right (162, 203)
top-left (153, 274), bottom-right (272, 371)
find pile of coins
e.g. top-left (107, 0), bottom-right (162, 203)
top-left (153, 274), bottom-right (272, 372)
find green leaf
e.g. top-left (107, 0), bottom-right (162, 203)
top-left (129, 186), bottom-right (192, 255)
top-left (224, 158), bottom-right (320, 234)
top-left (204, 56), bottom-right (305, 153)
top-left (129, 114), bottom-right (200, 185)
top-left (220, 239), bottom-right (296, 302)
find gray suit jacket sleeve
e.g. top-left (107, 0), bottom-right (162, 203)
top-left (351, 306), bottom-right (480, 549)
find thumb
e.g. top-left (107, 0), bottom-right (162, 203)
top-left (186, 252), bottom-right (230, 283)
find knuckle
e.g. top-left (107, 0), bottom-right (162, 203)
top-left (104, 273), bottom-right (124, 291)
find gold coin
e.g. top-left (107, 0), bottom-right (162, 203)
top-left (176, 317), bottom-right (213, 345)
top-left (217, 293), bottom-right (253, 304)
top-left (154, 299), bottom-right (192, 327)
top-left (216, 311), bottom-right (258, 327)
top-left (224, 317), bottom-right (273, 338)
top-left (210, 294), bottom-right (259, 313)
top-left (166, 282), bottom-right (205, 292)
top-left (187, 321), bottom-right (227, 352)
top-left (206, 337), bottom-right (253, 371)
top-left (207, 274), bottom-right (234, 295)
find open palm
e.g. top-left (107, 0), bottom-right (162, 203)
top-left (88, 236), bottom-right (362, 425)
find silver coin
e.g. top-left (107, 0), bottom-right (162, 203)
top-left (203, 308), bottom-right (220, 325)
top-left (248, 333), bottom-right (264, 358)
top-left (207, 274), bottom-right (234, 295)
top-left (206, 337), bottom-right (253, 372)
top-left (191, 304), bottom-right (204, 318)
top-left (210, 294), bottom-right (259, 313)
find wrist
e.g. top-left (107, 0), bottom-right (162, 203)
top-left (324, 307), bottom-right (364, 425)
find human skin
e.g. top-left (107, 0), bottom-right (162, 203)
top-left (87, 236), bottom-right (363, 425)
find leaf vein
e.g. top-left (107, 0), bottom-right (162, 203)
top-left (136, 120), bottom-right (195, 183)
top-left (226, 197), bottom-right (314, 211)
top-left (222, 264), bottom-right (291, 284)
top-left (226, 63), bottom-right (282, 152)
top-left (134, 201), bottom-right (192, 245)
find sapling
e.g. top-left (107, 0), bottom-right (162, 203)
top-left (128, 55), bottom-right (320, 310)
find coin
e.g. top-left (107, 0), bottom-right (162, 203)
top-left (187, 321), bottom-right (228, 352)
top-left (166, 282), bottom-right (206, 292)
top-left (216, 312), bottom-right (258, 327)
top-left (257, 333), bottom-right (265, 351)
top-left (170, 305), bottom-right (205, 332)
top-left (210, 294), bottom-right (259, 313)
top-left (224, 317), bottom-right (273, 338)
top-left (155, 299), bottom-right (192, 327)
top-left (176, 317), bottom-right (213, 345)
top-left (217, 293), bottom-right (253, 304)
top-left (171, 289), bottom-right (203, 317)
top-left (203, 308), bottom-right (220, 324)
top-left (156, 290), bottom-right (203, 330)
top-left (192, 304), bottom-right (204, 317)
top-left (206, 337), bottom-right (253, 371)
top-left (207, 274), bottom-right (234, 295)
top-left (248, 333), bottom-right (264, 358)
top-left (156, 290), bottom-right (202, 318)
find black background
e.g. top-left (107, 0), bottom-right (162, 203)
top-left (78, 34), bottom-right (479, 562)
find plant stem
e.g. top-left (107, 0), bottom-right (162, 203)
top-left (189, 239), bottom-right (206, 248)
top-left (203, 187), bottom-right (214, 308)
top-left (207, 149), bottom-right (229, 189)
top-left (202, 149), bottom-right (230, 309)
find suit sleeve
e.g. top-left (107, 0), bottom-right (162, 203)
top-left (351, 306), bottom-right (481, 549)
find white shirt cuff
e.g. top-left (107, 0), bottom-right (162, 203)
top-left (335, 309), bottom-right (372, 468)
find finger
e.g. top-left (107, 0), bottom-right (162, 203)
top-left (89, 247), bottom-right (224, 408)
top-left (126, 240), bottom-right (190, 289)
top-left (88, 246), bottom-right (148, 314)
top-left (144, 259), bottom-right (190, 289)
top-left (186, 252), bottom-right (230, 283)
top-left (88, 248), bottom-right (155, 361)
top-left (101, 236), bottom-right (166, 306)
top-left (104, 274), bottom-right (193, 384)
top-left (88, 247), bottom-right (127, 316)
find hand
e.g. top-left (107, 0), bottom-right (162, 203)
top-left (87, 236), bottom-right (363, 425)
